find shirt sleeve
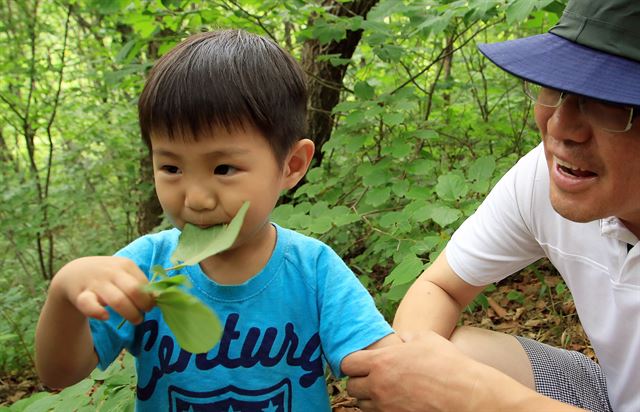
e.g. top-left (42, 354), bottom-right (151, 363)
top-left (314, 245), bottom-right (394, 377)
top-left (446, 145), bottom-right (546, 286)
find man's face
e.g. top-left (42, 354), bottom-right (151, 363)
top-left (536, 94), bottom-right (640, 235)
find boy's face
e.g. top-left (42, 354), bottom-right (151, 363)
top-left (150, 124), bottom-right (297, 254)
top-left (536, 95), bottom-right (640, 236)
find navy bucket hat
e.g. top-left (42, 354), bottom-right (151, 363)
top-left (478, 0), bottom-right (640, 107)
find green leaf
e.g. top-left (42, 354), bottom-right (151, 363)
top-left (506, 0), bottom-right (535, 24)
top-left (468, 156), bottom-right (496, 182)
top-left (354, 81), bottom-right (375, 100)
top-left (431, 205), bottom-right (462, 227)
top-left (506, 290), bottom-right (525, 304)
top-left (143, 275), bottom-right (191, 295)
top-left (384, 254), bottom-right (425, 286)
top-left (171, 201), bottom-right (250, 266)
top-left (156, 289), bottom-right (223, 353)
top-left (435, 174), bottom-right (469, 201)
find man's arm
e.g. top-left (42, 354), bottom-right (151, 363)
top-left (343, 331), bottom-right (584, 412)
top-left (392, 250), bottom-right (485, 338)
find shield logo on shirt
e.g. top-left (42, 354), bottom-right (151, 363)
top-left (168, 378), bottom-right (292, 412)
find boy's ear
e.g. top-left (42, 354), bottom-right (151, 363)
top-left (282, 139), bottom-right (315, 190)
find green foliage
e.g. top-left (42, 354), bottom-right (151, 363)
top-left (2, 0), bottom-right (568, 406)
top-left (4, 353), bottom-right (136, 412)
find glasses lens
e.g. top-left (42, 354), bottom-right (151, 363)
top-left (581, 99), bottom-right (633, 133)
top-left (524, 82), bottom-right (562, 107)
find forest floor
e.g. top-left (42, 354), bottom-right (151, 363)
top-left (1, 261), bottom-right (591, 409)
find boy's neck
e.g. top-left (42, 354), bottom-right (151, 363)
top-left (198, 223), bottom-right (277, 285)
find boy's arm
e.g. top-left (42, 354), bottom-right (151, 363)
top-left (35, 256), bottom-right (154, 388)
top-left (392, 250), bottom-right (485, 338)
top-left (35, 283), bottom-right (99, 388)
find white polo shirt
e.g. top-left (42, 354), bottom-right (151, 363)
top-left (446, 144), bottom-right (640, 412)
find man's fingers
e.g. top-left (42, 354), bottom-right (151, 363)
top-left (346, 376), bottom-right (370, 400)
top-left (341, 349), bottom-right (374, 376)
top-left (355, 399), bottom-right (378, 412)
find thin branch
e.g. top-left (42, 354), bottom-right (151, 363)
top-left (217, 0), bottom-right (277, 41)
top-left (390, 20), bottom-right (500, 95)
top-left (0, 94), bottom-right (26, 123)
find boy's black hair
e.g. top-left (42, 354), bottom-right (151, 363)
top-left (138, 29), bottom-right (307, 164)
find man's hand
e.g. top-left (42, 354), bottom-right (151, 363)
top-left (343, 330), bottom-right (481, 412)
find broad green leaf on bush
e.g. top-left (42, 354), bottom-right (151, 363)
top-left (468, 155), bottom-right (496, 182)
top-left (364, 187), bottom-right (391, 207)
top-left (354, 81), bottom-right (375, 100)
top-left (171, 201), bottom-right (250, 266)
top-left (431, 205), bottom-right (462, 227)
top-left (54, 379), bottom-right (93, 411)
top-left (154, 289), bottom-right (223, 354)
top-left (384, 254), bottom-right (425, 286)
top-left (6, 392), bottom-right (50, 411)
top-left (506, 0), bottom-right (535, 24)
top-left (435, 174), bottom-right (469, 201)
top-left (308, 216), bottom-right (333, 234)
top-left (21, 393), bottom-right (60, 412)
top-left (385, 282), bottom-right (412, 302)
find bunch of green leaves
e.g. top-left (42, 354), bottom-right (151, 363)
top-left (2, 353), bottom-right (136, 412)
top-left (120, 201), bottom-right (250, 354)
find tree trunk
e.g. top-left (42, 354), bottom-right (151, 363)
top-left (302, 0), bottom-right (379, 167)
top-left (135, 28), bottom-right (174, 235)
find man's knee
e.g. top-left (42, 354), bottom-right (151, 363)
top-left (450, 326), bottom-right (535, 389)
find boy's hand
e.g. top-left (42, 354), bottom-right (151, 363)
top-left (51, 256), bottom-right (155, 325)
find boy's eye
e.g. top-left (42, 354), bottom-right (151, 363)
top-left (161, 165), bottom-right (180, 174)
top-left (214, 165), bottom-right (237, 175)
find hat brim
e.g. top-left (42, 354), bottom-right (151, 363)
top-left (478, 33), bottom-right (640, 107)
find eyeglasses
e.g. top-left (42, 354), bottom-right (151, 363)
top-left (523, 81), bottom-right (636, 133)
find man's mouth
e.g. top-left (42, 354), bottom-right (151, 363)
top-left (555, 156), bottom-right (597, 178)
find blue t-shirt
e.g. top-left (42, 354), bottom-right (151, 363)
top-left (90, 224), bottom-right (393, 411)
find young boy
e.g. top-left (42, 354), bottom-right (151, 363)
top-left (35, 29), bottom-right (397, 411)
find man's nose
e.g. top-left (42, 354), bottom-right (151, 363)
top-left (547, 94), bottom-right (592, 143)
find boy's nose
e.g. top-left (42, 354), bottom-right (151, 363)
top-left (547, 95), bottom-right (591, 143)
top-left (184, 186), bottom-right (216, 211)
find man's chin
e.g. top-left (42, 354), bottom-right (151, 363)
top-left (549, 193), bottom-right (601, 224)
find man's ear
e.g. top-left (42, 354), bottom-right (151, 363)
top-left (282, 138), bottom-right (315, 190)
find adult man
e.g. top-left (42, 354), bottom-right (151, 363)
top-left (343, 1), bottom-right (640, 411)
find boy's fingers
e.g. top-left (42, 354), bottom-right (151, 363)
top-left (96, 283), bottom-right (144, 324)
top-left (114, 273), bottom-right (155, 312)
top-left (76, 290), bottom-right (109, 320)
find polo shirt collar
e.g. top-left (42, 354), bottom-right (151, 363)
top-left (600, 217), bottom-right (639, 246)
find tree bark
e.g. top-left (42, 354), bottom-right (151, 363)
top-left (302, 0), bottom-right (379, 167)
top-left (135, 28), bottom-right (174, 235)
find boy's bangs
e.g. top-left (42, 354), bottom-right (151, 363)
top-left (138, 30), bottom-right (307, 163)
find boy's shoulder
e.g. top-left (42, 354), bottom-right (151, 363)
top-left (115, 228), bottom-right (180, 261)
top-left (274, 223), bottom-right (346, 269)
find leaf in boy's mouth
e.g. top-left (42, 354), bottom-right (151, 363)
top-left (116, 202), bottom-right (250, 354)
top-left (171, 201), bottom-right (251, 266)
